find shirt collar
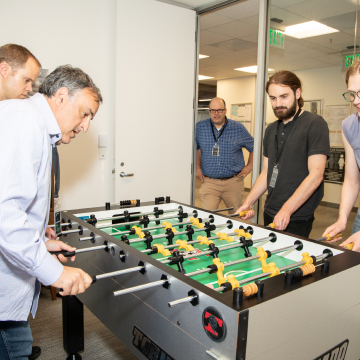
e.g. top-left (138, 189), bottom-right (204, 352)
top-left (210, 116), bottom-right (228, 131)
top-left (29, 93), bottom-right (62, 146)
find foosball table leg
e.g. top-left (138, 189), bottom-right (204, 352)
top-left (62, 295), bottom-right (84, 359)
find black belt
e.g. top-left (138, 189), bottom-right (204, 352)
top-left (206, 175), bottom-right (237, 181)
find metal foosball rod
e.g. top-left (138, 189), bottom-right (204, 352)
top-left (60, 226), bottom-right (84, 235)
top-left (140, 227), bottom-right (242, 254)
top-left (93, 206), bottom-right (183, 224)
top-left (79, 232), bottom-right (102, 242)
top-left (96, 210), bottom-right (197, 230)
top-left (48, 222), bottom-right (75, 228)
top-left (113, 275), bottom-right (169, 297)
top-left (168, 294), bottom-right (198, 308)
top-left (315, 233), bottom-right (342, 242)
top-left (49, 243), bottom-right (109, 258)
top-left (127, 221), bottom-right (232, 247)
top-left (91, 263), bottom-right (145, 283)
top-left (213, 252), bottom-right (331, 293)
top-left (185, 240), bottom-right (301, 277)
top-left (160, 241), bottom-right (247, 263)
top-left (108, 216), bottom-right (214, 237)
top-left (142, 230), bottom-right (275, 257)
top-left (229, 210), bottom-right (250, 217)
top-left (211, 207), bottom-right (233, 212)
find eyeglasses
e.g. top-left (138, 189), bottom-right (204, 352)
top-left (343, 91), bottom-right (360, 102)
top-left (209, 109), bottom-right (225, 114)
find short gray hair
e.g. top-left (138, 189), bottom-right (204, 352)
top-left (39, 65), bottom-right (103, 103)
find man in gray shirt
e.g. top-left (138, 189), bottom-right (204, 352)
top-left (236, 70), bottom-right (330, 237)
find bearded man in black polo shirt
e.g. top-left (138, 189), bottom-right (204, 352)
top-left (236, 71), bottom-right (330, 237)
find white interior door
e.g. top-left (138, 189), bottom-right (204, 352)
top-left (115, 0), bottom-right (196, 205)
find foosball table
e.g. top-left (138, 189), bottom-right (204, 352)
top-left (56, 200), bottom-right (360, 360)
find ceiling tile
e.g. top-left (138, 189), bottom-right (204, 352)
top-left (238, 33), bottom-right (258, 44)
top-left (285, 57), bottom-right (333, 68)
top-left (200, 30), bottom-right (234, 45)
top-left (200, 44), bottom-right (234, 56)
top-left (343, 28), bottom-right (360, 38)
top-left (240, 15), bottom-right (259, 27)
top-left (209, 38), bottom-right (258, 51)
top-left (206, 21), bottom-right (259, 38)
top-left (320, 12), bottom-right (357, 32)
top-left (282, 0), bottom-right (357, 22)
top-left (312, 54), bottom-right (342, 65)
top-left (303, 31), bottom-right (356, 50)
top-left (271, 0), bottom-right (309, 7)
top-left (213, 0), bottom-right (260, 20)
top-left (269, 8), bottom-right (311, 26)
top-left (199, 56), bottom-right (227, 66)
top-left (200, 12), bottom-right (237, 30)
top-left (212, 50), bottom-right (256, 62)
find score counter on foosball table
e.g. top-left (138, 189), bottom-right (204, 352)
top-left (58, 201), bottom-right (360, 360)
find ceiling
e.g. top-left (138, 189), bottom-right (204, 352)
top-left (160, 0), bottom-right (360, 87)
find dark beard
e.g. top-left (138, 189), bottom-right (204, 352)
top-left (273, 98), bottom-right (297, 121)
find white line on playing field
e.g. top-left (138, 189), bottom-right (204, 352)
top-left (207, 267), bottom-right (263, 286)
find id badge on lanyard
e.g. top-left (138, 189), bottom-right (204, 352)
top-left (269, 164), bottom-right (278, 188)
top-left (211, 120), bottom-right (227, 157)
top-left (212, 143), bottom-right (219, 156)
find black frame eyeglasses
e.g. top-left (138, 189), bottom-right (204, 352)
top-left (209, 109), bottom-right (225, 114)
top-left (343, 91), bottom-right (360, 102)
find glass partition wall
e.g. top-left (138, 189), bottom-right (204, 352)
top-left (257, 0), bottom-right (360, 243)
top-left (195, 0), bottom-right (260, 215)
top-left (195, 0), bottom-right (360, 242)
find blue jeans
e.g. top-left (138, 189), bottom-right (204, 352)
top-left (352, 213), bottom-right (360, 235)
top-left (0, 321), bottom-right (32, 359)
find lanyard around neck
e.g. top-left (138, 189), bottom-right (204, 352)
top-left (211, 118), bottom-right (228, 144)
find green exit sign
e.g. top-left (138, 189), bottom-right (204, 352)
top-left (270, 29), bottom-right (284, 49)
top-left (345, 54), bottom-right (360, 67)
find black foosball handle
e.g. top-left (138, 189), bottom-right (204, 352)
top-left (50, 250), bottom-right (76, 258)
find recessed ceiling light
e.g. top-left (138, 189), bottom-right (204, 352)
top-left (198, 75), bottom-right (214, 80)
top-left (199, 99), bottom-right (212, 101)
top-left (234, 66), bottom-right (274, 73)
top-left (284, 21), bottom-right (339, 39)
top-left (199, 54), bottom-right (209, 59)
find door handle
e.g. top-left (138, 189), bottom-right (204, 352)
top-left (120, 172), bottom-right (134, 177)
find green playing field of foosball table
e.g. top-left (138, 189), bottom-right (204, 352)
top-left (101, 216), bottom-right (297, 290)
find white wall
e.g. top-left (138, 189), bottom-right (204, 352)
top-left (217, 76), bottom-right (256, 189)
top-left (0, 0), bottom-right (117, 211)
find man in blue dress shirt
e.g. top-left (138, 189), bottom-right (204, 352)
top-left (196, 97), bottom-right (254, 214)
top-left (0, 65), bottom-right (102, 359)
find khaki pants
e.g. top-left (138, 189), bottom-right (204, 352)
top-left (199, 176), bottom-right (244, 214)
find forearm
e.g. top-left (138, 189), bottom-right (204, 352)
top-left (196, 149), bottom-right (201, 169)
top-left (246, 152), bottom-right (253, 168)
top-left (243, 170), bottom-right (268, 207)
top-left (280, 172), bottom-right (323, 215)
top-left (338, 177), bottom-right (360, 223)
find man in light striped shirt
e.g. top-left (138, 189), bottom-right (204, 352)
top-left (0, 43), bottom-right (44, 360)
top-left (0, 64), bottom-right (102, 359)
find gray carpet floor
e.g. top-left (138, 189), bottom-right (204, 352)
top-left (29, 288), bottom-right (138, 360)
